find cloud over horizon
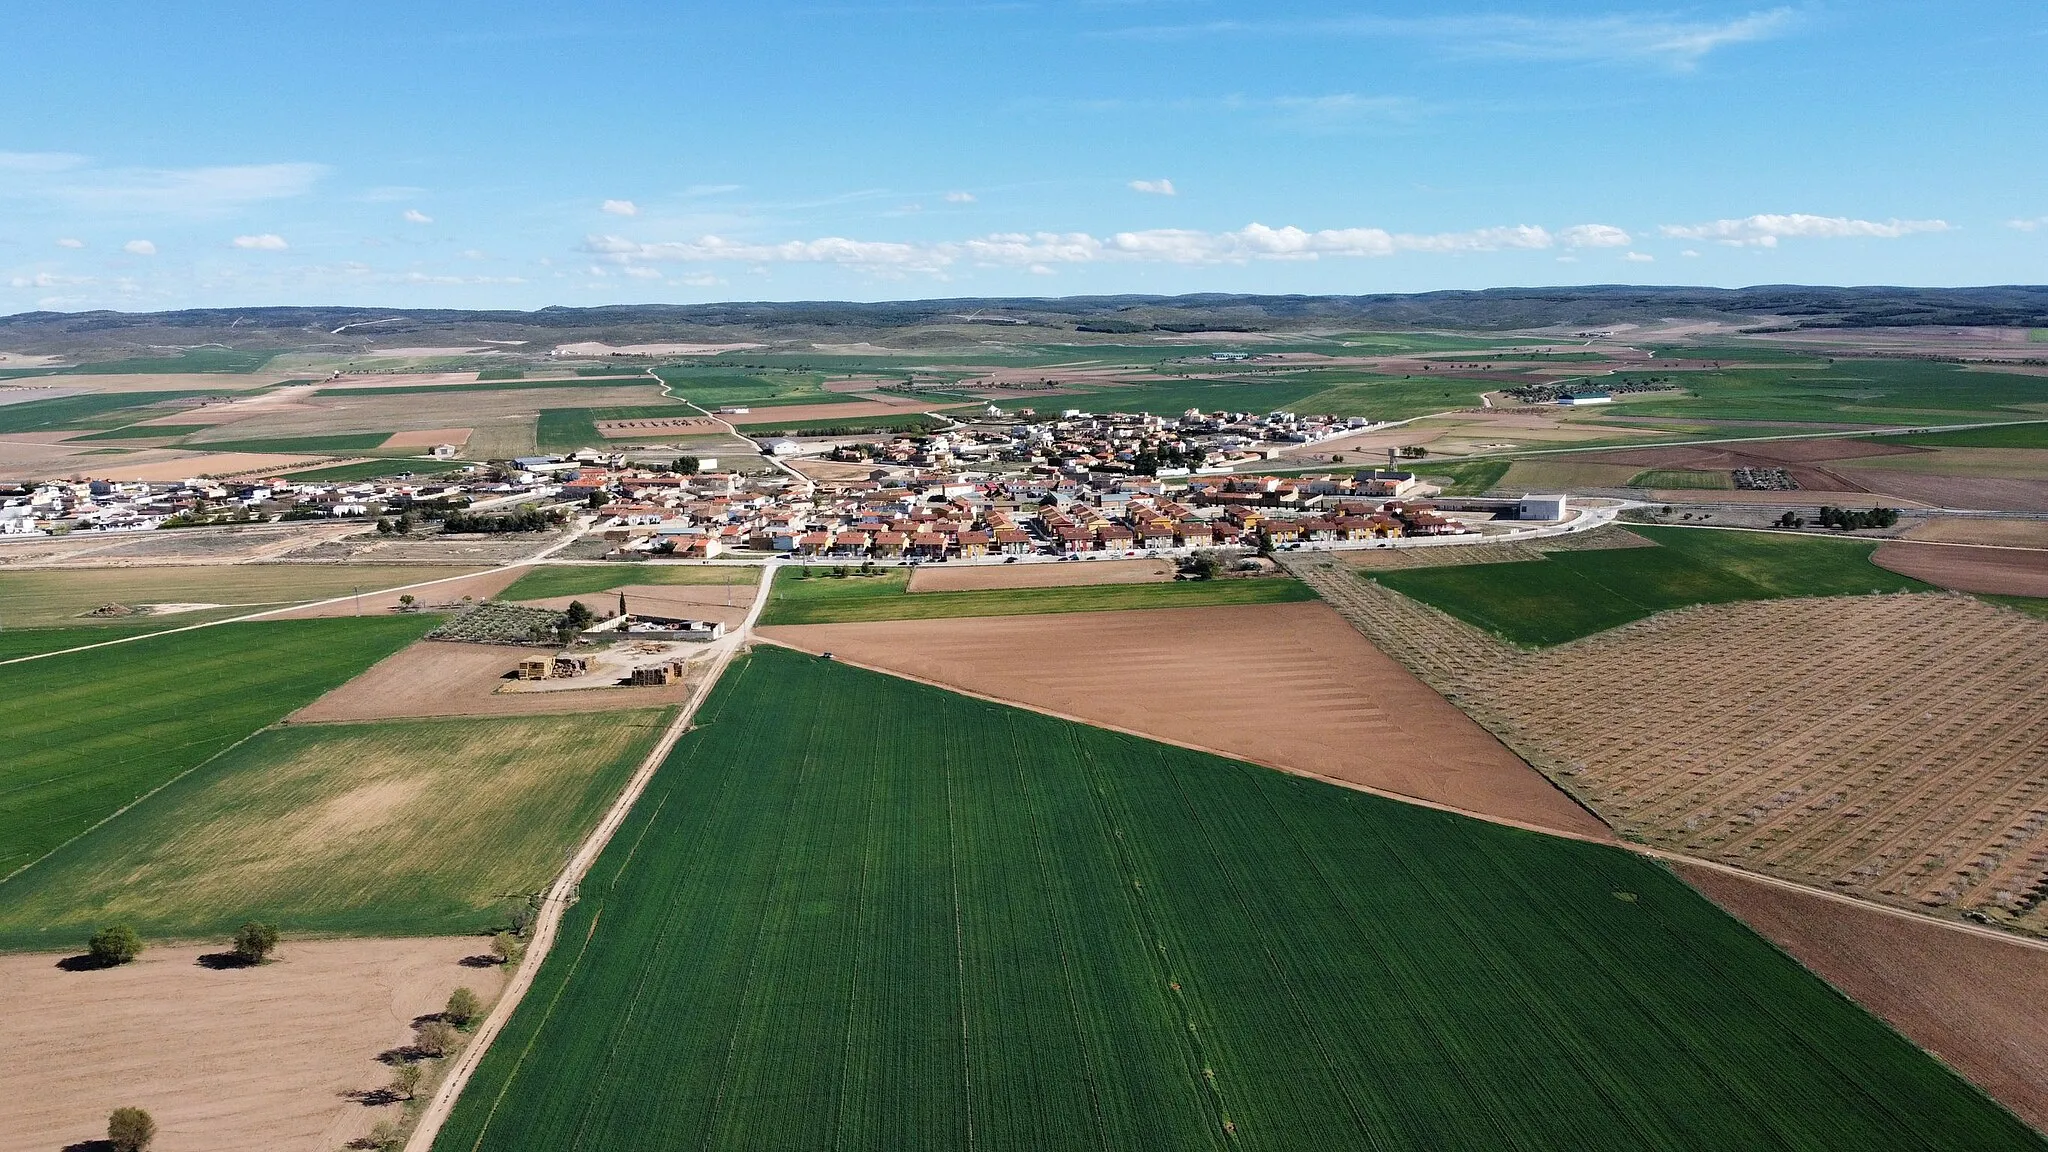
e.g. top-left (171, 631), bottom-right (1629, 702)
top-left (1658, 214), bottom-right (1952, 248)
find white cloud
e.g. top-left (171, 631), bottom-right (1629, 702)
top-left (55, 237), bottom-right (86, 249)
top-left (601, 199), bottom-right (639, 216)
top-left (1129, 179), bottom-right (1177, 196)
top-left (232, 233), bottom-right (290, 251)
top-left (584, 218), bottom-right (1609, 274)
top-left (1623, 251), bottom-right (1655, 262)
top-left (123, 239), bottom-right (157, 256)
top-left (944, 191), bottom-right (977, 203)
top-left (1105, 9), bottom-right (1797, 69)
top-left (2009, 216), bottom-right (2048, 232)
top-left (0, 160), bottom-right (325, 214)
top-left (1681, 249), bottom-right (1701, 257)
top-left (403, 208), bottom-right (433, 224)
top-left (623, 266), bottom-right (664, 280)
top-left (1659, 214), bottom-right (1952, 248)
top-left (1559, 223), bottom-right (1631, 248)
top-left (9, 272), bottom-right (95, 289)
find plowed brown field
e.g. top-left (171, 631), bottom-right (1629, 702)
top-left (1873, 541), bottom-right (2048, 596)
top-left (905, 558), bottom-right (1173, 592)
top-left (0, 937), bottom-right (504, 1152)
top-left (1679, 863), bottom-right (2048, 1132)
top-left (758, 601), bottom-right (1608, 838)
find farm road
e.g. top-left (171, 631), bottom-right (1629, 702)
top-left (402, 563), bottom-right (776, 1152)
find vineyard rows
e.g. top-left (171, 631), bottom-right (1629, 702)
top-left (1288, 554), bottom-right (2048, 937)
top-left (431, 646), bottom-right (2036, 1151)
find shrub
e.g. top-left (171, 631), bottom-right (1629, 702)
top-left (88, 924), bottom-right (143, 966)
top-left (367, 1119), bottom-right (403, 1152)
top-left (445, 986), bottom-right (482, 1029)
top-left (415, 1019), bottom-right (459, 1058)
top-left (231, 921), bottom-right (279, 965)
top-left (107, 1106), bottom-right (156, 1152)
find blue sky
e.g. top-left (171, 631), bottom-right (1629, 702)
top-left (3, 1), bottom-right (2043, 312)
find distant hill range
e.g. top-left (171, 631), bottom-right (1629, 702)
top-left (4, 285), bottom-right (2045, 360)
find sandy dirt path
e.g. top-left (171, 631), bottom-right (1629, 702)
top-left (402, 567), bottom-right (777, 1152)
top-left (0, 938), bottom-right (505, 1152)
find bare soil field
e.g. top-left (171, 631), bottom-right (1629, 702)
top-left (90, 452), bottom-right (328, 481)
top-left (1500, 459), bottom-right (1644, 489)
top-left (184, 385), bottom-right (664, 443)
top-left (382, 426), bottom-right (473, 448)
top-left (272, 567), bottom-right (526, 619)
top-left (289, 638), bottom-right (696, 721)
top-left (905, 557), bottom-right (1174, 592)
top-left (0, 563), bottom-right (487, 626)
top-left (1831, 470), bottom-right (2048, 511)
top-left (1359, 587), bottom-right (2048, 935)
top-left (278, 530), bottom-right (567, 564)
top-left (0, 523), bottom-right (358, 568)
top-left (1873, 541), bottom-right (2048, 596)
top-left (0, 937), bottom-right (503, 1152)
top-left (726, 400), bottom-right (935, 426)
top-left (1845, 447), bottom-right (2048, 480)
top-left (787, 457), bottom-right (883, 481)
top-left (1678, 863), bottom-right (2048, 1132)
top-left (760, 601), bottom-right (1608, 838)
top-left (516, 584), bottom-right (752, 627)
top-left (1904, 518), bottom-right (2048, 548)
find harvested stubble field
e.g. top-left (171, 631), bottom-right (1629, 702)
top-left (289, 639), bottom-right (699, 722)
top-left (432, 646), bottom-right (2039, 1152)
top-left (496, 562), bottom-right (757, 602)
top-left (759, 566), bottom-right (1315, 624)
top-left (1679, 864), bottom-right (2048, 1133)
top-left (1903, 518), bottom-right (2048, 549)
top-left (271, 566), bottom-right (527, 619)
top-left (1872, 541), bottom-right (2048, 596)
top-left (0, 616), bottom-right (436, 879)
top-left (0, 711), bottom-right (668, 947)
top-left (0, 937), bottom-right (504, 1152)
top-left (517, 585), bottom-right (751, 629)
top-left (0, 562), bottom-right (486, 626)
top-left (761, 601), bottom-right (1603, 836)
top-left (1374, 525), bottom-right (1929, 646)
top-left (905, 556), bottom-right (1174, 591)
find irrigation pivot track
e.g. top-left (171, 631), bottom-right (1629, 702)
top-left (403, 563), bottom-right (777, 1152)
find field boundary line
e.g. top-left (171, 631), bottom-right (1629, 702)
top-left (0, 526), bottom-right (590, 668)
top-left (404, 564), bottom-right (775, 1152)
top-left (753, 636), bottom-right (2048, 960)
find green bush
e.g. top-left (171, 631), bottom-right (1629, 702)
top-left (231, 920), bottom-right (279, 964)
top-left (88, 924), bottom-right (143, 966)
top-left (107, 1106), bottom-right (155, 1152)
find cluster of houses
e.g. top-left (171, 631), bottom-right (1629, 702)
top-left (821, 407), bottom-right (1378, 476)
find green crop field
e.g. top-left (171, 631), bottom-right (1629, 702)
top-left (0, 711), bottom-right (667, 949)
top-left (434, 647), bottom-right (2040, 1152)
top-left (283, 458), bottom-right (469, 482)
top-left (0, 617), bottom-right (435, 880)
top-left (500, 562), bottom-right (759, 601)
top-left (0, 612), bottom-right (265, 659)
top-left (0, 563), bottom-right (485, 627)
top-left (1628, 468), bottom-right (1733, 489)
top-left (744, 411), bottom-right (964, 437)
top-left (1871, 422), bottom-right (2048, 449)
top-left (1417, 458), bottom-right (1511, 494)
top-left (1612, 360), bottom-right (2047, 425)
top-left (1374, 525), bottom-right (1931, 645)
top-left (536, 403), bottom-right (698, 452)
top-left (759, 568), bottom-right (1315, 625)
top-left (0, 391), bottom-right (214, 435)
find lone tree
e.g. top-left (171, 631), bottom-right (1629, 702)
top-left (491, 931), bottom-right (521, 965)
top-left (415, 1019), bottom-right (459, 1058)
top-left (88, 924), bottom-right (143, 967)
top-left (445, 986), bottom-right (482, 1028)
top-left (107, 1106), bottom-right (156, 1152)
top-left (231, 921), bottom-right (279, 965)
top-left (390, 1061), bottom-right (423, 1101)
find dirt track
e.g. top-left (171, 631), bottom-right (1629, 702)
top-left (1873, 541), bottom-right (2048, 596)
top-left (760, 602), bottom-right (1608, 838)
top-left (1679, 863), bottom-right (2048, 1132)
top-left (906, 558), bottom-right (1174, 592)
top-left (289, 639), bottom-right (696, 722)
top-left (0, 937), bottom-right (503, 1152)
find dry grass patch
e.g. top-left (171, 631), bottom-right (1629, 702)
top-left (0, 937), bottom-right (503, 1152)
top-left (760, 601), bottom-right (1606, 837)
top-left (0, 711), bottom-right (669, 945)
top-left (0, 563), bottom-right (485, 626)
